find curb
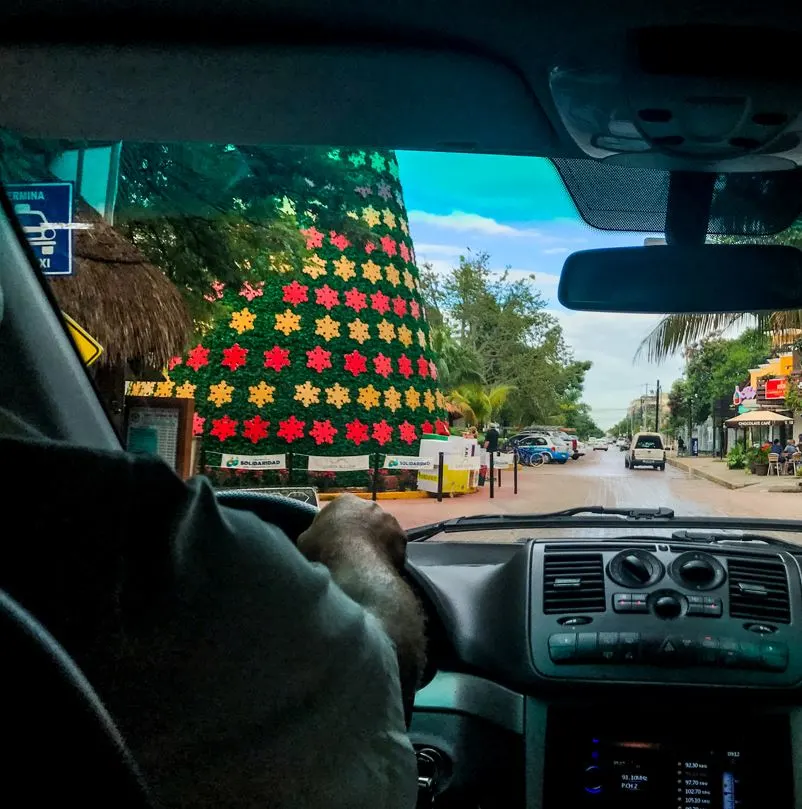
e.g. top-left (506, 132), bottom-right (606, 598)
top-left (666, 457), bottom-right (756, 490)
top-left (318, 490), bottom-right (431, 502)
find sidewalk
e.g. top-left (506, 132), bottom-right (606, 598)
top-left (668, 455), bottom-right (802, 492)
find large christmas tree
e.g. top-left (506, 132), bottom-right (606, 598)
top-left (149, 148), bottom-right (447, 484)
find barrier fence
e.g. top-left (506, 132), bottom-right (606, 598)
top-left (203, 448), bottom-right (520, 502)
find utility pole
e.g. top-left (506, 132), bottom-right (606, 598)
top-left (655, 379), bottom-right (661, 432)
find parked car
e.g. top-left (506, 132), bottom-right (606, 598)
top-left (592, 439), bottom-right (608, 451)
top-left (625, 432), bottom-right (666, 471)
top-left (515, 435), bottom-right (571, 464)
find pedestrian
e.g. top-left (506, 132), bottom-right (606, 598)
top-left (484, 422), bottom-right (500, 453)
top-left (784, 438), bottom-right (798, 473)
top-left (771, 438), bottom-right (784, 457)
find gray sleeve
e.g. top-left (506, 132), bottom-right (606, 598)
top-left (117, 476), bottom-right (417, 809)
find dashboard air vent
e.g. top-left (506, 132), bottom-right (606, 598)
top-left (543, 542), bottom-right (657, 553)
top-left (728, 557), bottom-right (790, 624)
top-left (543, 553), bottom-right (605, 614)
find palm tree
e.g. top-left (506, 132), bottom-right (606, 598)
top-left (637, 311), bottom-right (802, 363)
top-left (449, 383), bottom-right (516, 427)
top-left (429, 325), bottom-right (484, 387)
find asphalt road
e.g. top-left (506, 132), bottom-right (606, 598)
top-left (377, 447), bottom-right (802, 541)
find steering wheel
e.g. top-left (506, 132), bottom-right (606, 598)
top-left (215, 491), bottom-right (319, 541)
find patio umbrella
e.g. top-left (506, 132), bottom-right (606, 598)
top-left (725, 411), bottom-right (792, 427)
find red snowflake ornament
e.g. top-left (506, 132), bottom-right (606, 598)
top-left (186, 344), bottom-right (210, 371)
top-left (380, 235), bottom-right (397, 257)
top-left (376, 182), bottom-right (392, 200)
top-left (392, 296), bottom-right (407, 318)
top-left (372, 420), bottom-right (393, 446)
top-left (239, 280), bottom-right (265, 302)
top-left (397, 354), bottom-right (414, 379)
top-left (355, 185), bottom-right (371, 198)
top-left (364, 241), bottom-right (377, 254)
top-left (192, 412), bottom-right (206, 436)
top-left (264, 345), bottom-right (291, 372)
top-left (210, 415), bottom-right (238, 442)
top-left (168, 356), bottom-right (183, 371)
top-left (421, 420), bottom-right (434, 434)
top-left (203, 279), bottom-right (226, 302)
top-left (373, 354), bottom-right (393, 379)
top-left (221, 343), bottom-right (248, 371)
top-left (345, 419), bottom-right (370, 446)
top-left (330, 231), bottom-right (351, 251)
top-left (301, 227), bottom-right (324, 249)
top-left (399, 421), bottom-right (418, 445)
top-left (315, 284), bottom-right (340, 310)
top-left (283, 280), bottom-right (309, 305)
top-left (306, 345), bottom-right (332, 373)
top-left (417, 356), bottom-right (430, 378)
top-left (429, 360), bottom-right (438, 379)
top-left (370, 290), bottom-right (390, 315)
top-left (344, 288), bottom-right (368, 313)
top-left (344, 350), bottom-right (368, 377)
top-left (310, 419), bottom-right (338, 445)
top-left (277, 415), bottom-right (306, 443)
top-left (410, 300), bottom-right (421, 319)
top-left (399, 242), bottom-right (411, 262)
top-left (243, 415), bottom-right (270, 444)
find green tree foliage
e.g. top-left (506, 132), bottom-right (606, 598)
top-left (420, 251), bottom-right (599, 431)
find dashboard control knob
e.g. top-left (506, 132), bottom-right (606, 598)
top-left (680, 558), bottom-right (715, 585)
top-left (654, 595), bottom-right (682, 619)
top-left (622, 554), bottom-right (652, 584)
top-left (583, 765), bottom-right (603, 794)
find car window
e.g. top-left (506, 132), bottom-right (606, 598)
top-left (635, 436), bottom-right (663, 450)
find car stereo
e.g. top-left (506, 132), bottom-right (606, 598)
top-left (543, 711), bottom-right (792, 809)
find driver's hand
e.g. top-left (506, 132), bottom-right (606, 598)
top-left (297, 493), bottom-right (407, 571)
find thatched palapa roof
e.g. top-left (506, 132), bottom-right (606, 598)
top-left (49, 204), bottom-right (192, 368)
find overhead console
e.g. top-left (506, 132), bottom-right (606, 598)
top-left (530, 541), bottom-right (802, 686)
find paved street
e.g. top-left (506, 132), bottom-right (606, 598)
top-left (373, 448), bottom-right (802, 540)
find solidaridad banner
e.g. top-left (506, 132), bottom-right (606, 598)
top-left (221, 453), bottom-right (287, 470)
top-left (307, 454), bottom-right (372, 472)
top-left (383, 455), bottom-right (434, 470)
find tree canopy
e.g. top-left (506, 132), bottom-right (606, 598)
top-left (420, 250), bottom-right (601, 436)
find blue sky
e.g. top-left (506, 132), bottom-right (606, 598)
top-left (397, 151), bottom-right (685, 429)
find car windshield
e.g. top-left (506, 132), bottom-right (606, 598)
top-left (3, 133), bottom-right (802, 539)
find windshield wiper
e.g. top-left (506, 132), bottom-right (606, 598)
top-left (670, 529), bottom-right (793, 548)
top-left (407, 506), bottom-right (675, 542)
top-left (406, 509), bottom-right (802, 543)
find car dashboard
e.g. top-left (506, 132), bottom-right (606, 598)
top-left (407, 538), bottom-right (802, 808)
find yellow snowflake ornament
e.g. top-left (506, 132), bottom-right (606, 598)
top-left (275, 309), bottom-right (302, 336)
top-left (175, 381), bottom-right (196, 399)
top-left (436, 390), bottom-right (446, 409)
top-left (155, 380), bottom-right (175, 398)
top-left (417, 329), bottom-right (427, 349)
top-left (423, 390), bottom-right (436, 412)
top-left (270, 259), bottom-right (293, 274)
top-left (127, 381), bottom-right (147, 396)
top-left (362, 206), bottom-right (381, 227)
top-left (399, 218), bottom-right (409, 235)
top-left (278, 196), bottom-right (296, 215)
top-left (361, 260), bottom-right (383, 284)
top-left (325, 383), bottom-right (351, 409)
top-left (384, 386), bottom-right (402, 412)
top-left (248, 381), bottom-right (276, 407)
top-left (230, 308), bottom-right (256, 334)
top-left (208, 380), bottom-right (234, 408)
top-left (384, 264), bottom-right (401, 287)
top-left (346, 210), bottom-right (359, 219)
top-left (294, 381), bottom-right (321, 407)
top-left (333, 256), bottom-right (356, 281)
top-left (139, 382), bottom-right (156, 397)
top-left (397, 325), bottom-right (413, 347)
top-left (405, 386), bottom-right (421, 410)
top-left (382, 209), bottom-right (396, 229)
top-left (348, 319), bottom-right (371, 344)
top-left (358, 384), bottom-right (381, 410)
top-left (377, 319), bottom-right (396, 343)
top-left (403, 270), bottom-right (415, 290)
top-left (315, 315), bottom-right (341, 341)
top-left (303, 254), bottom-right (327, 279)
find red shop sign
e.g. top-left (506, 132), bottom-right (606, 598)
top-left (765, 378), bottom-right (787, 399)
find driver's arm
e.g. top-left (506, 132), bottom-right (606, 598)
top-left (0, 435), bottom-right (421, 809)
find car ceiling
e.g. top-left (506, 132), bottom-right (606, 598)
top-left (0, 1), bottom-right (799, 157)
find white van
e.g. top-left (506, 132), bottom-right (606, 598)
top-left (625, 432), bottom-right (666, 471)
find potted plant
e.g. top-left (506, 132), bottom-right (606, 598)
top-left (745, 445), bottom-right (769, 476)
top-left (726, 445), bottom-right (746, 470)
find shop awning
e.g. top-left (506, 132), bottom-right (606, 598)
top-left (725, 410), bottom-right (793, 427)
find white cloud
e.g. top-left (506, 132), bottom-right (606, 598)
top-left (542, 247), bottom-right (570, 255)
top-left (414, 243), bottom-right (464, 258)
top-left (554, 310), bottom-right (685, 429)
top-left (408, 210), bottom-right (543, 237)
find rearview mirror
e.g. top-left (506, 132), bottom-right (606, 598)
top-left (558, 245), bottom-right (802, 313)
